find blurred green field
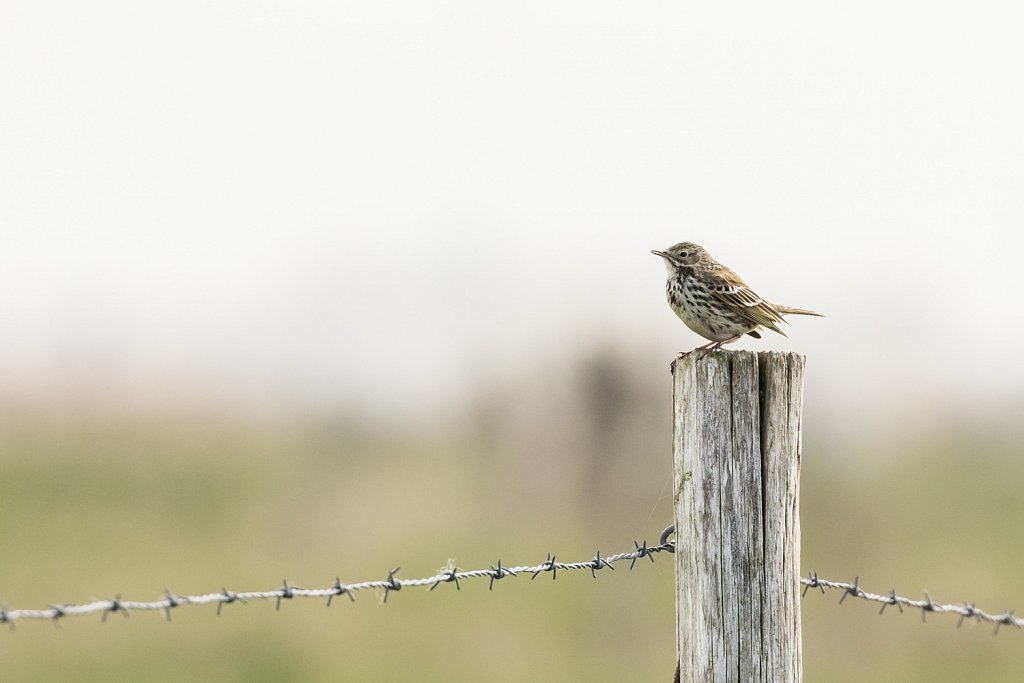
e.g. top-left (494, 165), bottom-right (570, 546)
top-left (2, 403), bottom-right (1024, 681)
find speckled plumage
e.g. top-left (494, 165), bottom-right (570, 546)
top-left (652, 242), bottom-right (822, 354)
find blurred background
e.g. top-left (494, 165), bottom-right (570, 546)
top-left (3, 1), bottom-right (1024, 680)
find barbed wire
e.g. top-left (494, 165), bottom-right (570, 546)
top-left (800, 572), bottom-right (1023, 634)
top-left (0, 526), bottom-right (676, 628)
top-left (4, 525), bottom-right (1020, 635)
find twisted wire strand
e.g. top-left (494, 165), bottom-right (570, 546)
top-left (0, 531), bottom-right (675, 627)
top-left (4, 527), bottom-right (1021, 636)
top-left (801, 572), bottom-right (1024, 633)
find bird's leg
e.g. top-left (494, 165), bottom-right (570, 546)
top-left (676, 340), bottom-right (718, 362)
top-left (676, 340), bottom-right (716, 360)
top-left (695, 336), bottom-right (742, 359)
top-left (694, 342), bottom-right (718, 360)
top-left (677, 335), bottom-right (742, 362)
top-left (709, 335), bottom-right (742, 351)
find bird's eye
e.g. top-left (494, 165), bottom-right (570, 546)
top-left (679, 251), bottom-right (688, 258)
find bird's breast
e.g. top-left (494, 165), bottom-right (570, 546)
top-left (665, 277), bottom-right (754, 342)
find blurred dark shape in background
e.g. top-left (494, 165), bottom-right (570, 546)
top-left (466, 344), bottom-right (671, 527)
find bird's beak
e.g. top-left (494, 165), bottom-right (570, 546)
top-left (651, 250), bottom-right (668, 258)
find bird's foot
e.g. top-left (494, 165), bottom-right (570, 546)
top-left (675, 346), bottom-right (712, 364)
top-left (674, 340), bottom-right (733, 369)
top-left (695, 341), bottom-right (723, 360)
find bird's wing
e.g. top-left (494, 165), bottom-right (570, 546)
top-left (704, 265), bottom-right (787, 335)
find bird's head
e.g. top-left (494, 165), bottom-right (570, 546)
top-left (651, 242), bottom-right (708, 273)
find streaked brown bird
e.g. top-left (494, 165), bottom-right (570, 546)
top-left (652, 242), bottom-right (822, 354)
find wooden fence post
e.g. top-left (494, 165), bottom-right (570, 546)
top-left (672, 351), bottom-right (804, 682)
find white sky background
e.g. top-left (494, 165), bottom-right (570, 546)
top-left (2, 1), bottom-right (1023, 423)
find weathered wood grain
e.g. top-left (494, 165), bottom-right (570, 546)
top-left (672, 351), bottom-right (804, 682)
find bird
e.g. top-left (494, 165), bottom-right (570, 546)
top-left (651, 241), bottom-right (822, 355)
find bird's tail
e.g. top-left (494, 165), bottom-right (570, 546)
top-left (773, 304), bottom-right (824, 317)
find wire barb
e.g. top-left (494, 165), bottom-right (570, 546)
top-left (327, 578), bottom-right (354, 607)
top-left (429, 566), bottom-right (461, 592)
top-left (920, 591), bottom-right (935, 623)
top-left (276, 580), bottom-right (296, 611)
top-left (839, 576), bottom-right (861, 605)
top-left (488, 560), bottom-right (515, 590)
top-left (217, 589), bottom-right (244, 616)
top-left (878, 589), bottom-right (901, 615)
top-left (531, 553), bottom-right (558, 581)
top-left (801, 571), bottom-right (824, 598)
top-left (382, 568), bottom-right (402, 603)
top-left (994, 611), bottom-right (1019, 636)
top-left (163, 590), bottom-right (181, 622)
top-left (101, 596), bottom-right (128, 623)
top-left (589, 551), bottom-right (612, 579)
top-left (630, 540), bottom-right (653, 570)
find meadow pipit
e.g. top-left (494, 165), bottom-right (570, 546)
top-left (652, 242), bottom-right (822, 355)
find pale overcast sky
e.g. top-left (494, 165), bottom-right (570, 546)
top-left (2, 1), bottom-right (1023, 422)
